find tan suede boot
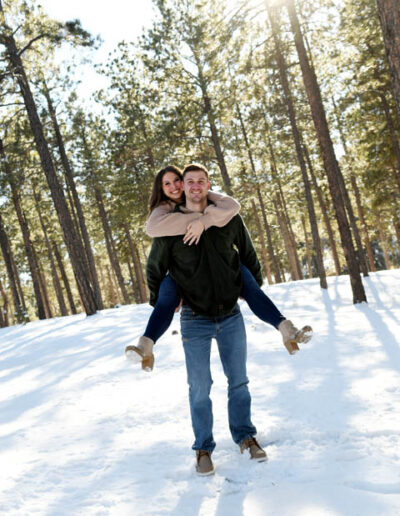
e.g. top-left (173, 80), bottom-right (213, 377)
top-left (278, 320), bottom-right (313, 355)
top-left (125, 336), bottom-right (154, 372)
top-left (196, 450), bottom-right (215, 476)
top-left (240, 437), bottom-right (267, 462)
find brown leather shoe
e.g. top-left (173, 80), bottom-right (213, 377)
top-left (196, 450), bottom-right (215, 476)
top-left (240, 437), bottom-right (267, 462)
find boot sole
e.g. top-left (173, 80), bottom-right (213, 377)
top-left (125, 346), bottom-right (154, 372)
top-left (253, 455), bottom-right (268, 462)
top-left (196, 466), bottom-right (215, 476)
top-left (285, 325), bottom-right (313, 355)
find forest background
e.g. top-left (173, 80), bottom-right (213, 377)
top-left (0, 0), bottom-right (399, 326)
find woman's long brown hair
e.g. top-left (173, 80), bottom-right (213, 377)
top-left (148, 165), bottom-right (184, 214)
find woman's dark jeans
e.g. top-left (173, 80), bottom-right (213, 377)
top-left (143, 265), bottom-right (285, 343)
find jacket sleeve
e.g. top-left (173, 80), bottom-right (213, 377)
top-left (146, 238), bottom-right (171, 306)
top-left (146, 202), bottom-right (202, 237)
top-left (234, 215), bottom-right (263, 286)
top-left (201, 192), bottom-right (240, 230)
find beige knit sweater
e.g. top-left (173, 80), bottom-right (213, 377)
top-left (145, 191), bottom-right (240, 237)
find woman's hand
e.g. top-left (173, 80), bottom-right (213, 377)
top-left (183, 219), bottom-right (205, 245)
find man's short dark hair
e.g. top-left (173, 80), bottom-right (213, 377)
top-left (182, 163), bottom-right (209, 180)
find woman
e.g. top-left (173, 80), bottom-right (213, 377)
top-left (125, 165), bottom-right (312, 371)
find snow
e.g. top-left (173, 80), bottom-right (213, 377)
top-left (1, 270), bottom-right (400, 516)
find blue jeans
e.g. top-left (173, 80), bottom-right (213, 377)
top-left (180, 304), bottom-right (257, 451)
top-left (239, 265), bottom-right (285, 329)
top-left (144, 275), bottom-right (181, 343)
top-left (144, 265), bottom-right (285, 343)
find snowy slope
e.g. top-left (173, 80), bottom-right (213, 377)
top-left (1, 270), bottom-right (400, 516)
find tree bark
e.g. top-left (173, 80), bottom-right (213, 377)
top-left (234, 101), bottom-right (274, 284)
top-left (53, 242), bottom-right (77, 314)
top-left (0, 276), bottom-right (9, 327)
top-left (94, 188), bottom-right (130, 304)
top-left (127, 260), bottom-right (140, 303)
top-left (2, 28), bottom-right (97, 315)
top-left (286, 0), bottom-right (367, 303)
top-left (42, 80), bottom-right (104, 310)
top-left (251, 198), bottom-right (272, 283)
top-left (0, 138), bottom-right (46, 319)
top-left (106, 263), bottom-right (118, 305)
top-left (379, 92), bottom-right (400, 196)
top-left (302, 216), bottom-right (313, 278)
top-left (258, 191), bottom-right (282, 283)
top-left (376, 0), bottom-right (400, 124)
top-left (303, 145), bottom-right (342, 275)
top-left (33, 188), bottom-right (68, 316)
top-left (394, 216), bottom-right (400, 248)
top-left (377, 214), bottom-right (392, 269)
top-left (268, 4), bottom-right (327, 288)
top-left (123, 223), bottom-right (148, 302)
top-left (33, 245), bottom-right (53, 319)
top-left (274, 196), bottom-right (299, 280)
top-left (192, 51), bottom-right (233, 194)
top-left (349, 174), bottom-right (376, 272)
top-left (331, 96), bottom-right (373, 274)
top-left (277, 192), bottom-right (303, 280)
top-left (0, 212), bottom-right (26, 322)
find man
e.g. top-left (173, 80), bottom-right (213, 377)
top-left (145, 163), bottom-right (268, 475)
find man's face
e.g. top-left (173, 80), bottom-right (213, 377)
top-left (183, 170), bottom-right (210, 204)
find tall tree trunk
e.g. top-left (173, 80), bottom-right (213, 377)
top-left (303, 145), bottom-right (342, 275)
top-left (42, 80), bottom-right (104, 310)
top-left (127, 261), bottom-right (140, 303)
top-left (0, 276), bottom-right (9, 327)
top-left (349, 174), bottom-right (376, 272)
top-left (251, 199), bottom-right (272, 283)
top-left (192, 51), bottom-right (233, 194)
top-left (123, 223), bottom-right (148, 302)
top-left (53, 242), bottom-right (77, 314)
top-left (32, 245), bottom-right (53, 319)
top-left (336, 165), bottom-right (369, 277)
top-left (0, 213), bottom-right (26, 322)
top-left (268, 4), bottom-right (327, 288)
top-left (376, 0), bottom-right (400, 124)
top-left (258, 191), bottom-right (282, 283)
top-left (377, 214), bottom-right (392, 269)
top-left (332, 97), bottom-right (368, 276)
top-left (262, 116), bottom-right (301, 280)
top-left (286, 0), bottom-right (367, 303)
top-left (302, 216), bottom-right (313, 278)
top-left (106, 263), bottom-right (118, 305)
top-left (94, 188), bottom-right (130, 304)
top-left (0, 138), bottom-right (46, 319)
top-left (234, 102), bottom-right (274, 284)
top-left (1, 26), bottom-right (97, 315)
top-left (33, 188), bottom-right (68, 316)
top-left (11, 251), bottom-right (27, 315)
top-left (379, 92), bottom-right (400, 195)
top-left (394, 216), bottom-right (400, 248)
top-left (274, 196), bottom-right (299, 280)
top-left (277, 192), bottom-right (303, 279)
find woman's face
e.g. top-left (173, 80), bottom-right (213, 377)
top-left (161, 172), bottom-right (184, 202)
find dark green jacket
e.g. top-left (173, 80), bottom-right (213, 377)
top-left (146, 212), bottom-right (262, 317)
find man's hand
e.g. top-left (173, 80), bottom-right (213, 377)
top-left (183, 219), bottom-right (204, 245)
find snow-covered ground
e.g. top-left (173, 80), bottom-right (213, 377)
top-left (1, 270), bottom-right (400, 516)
